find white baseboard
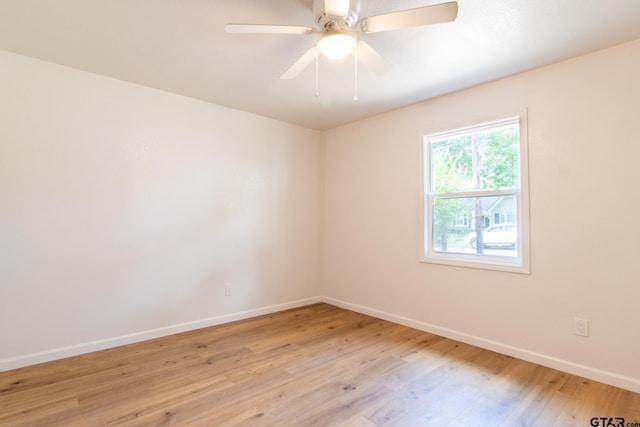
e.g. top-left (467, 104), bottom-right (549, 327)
top-left (4, 295), bottom-right (639, 394)
top-left (0, 296), bottom-right (322, 373)
top-left (322, 297), bottom-right (640, 394)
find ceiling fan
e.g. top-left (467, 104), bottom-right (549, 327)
top-left (225, 0), bottom-right (459, 80)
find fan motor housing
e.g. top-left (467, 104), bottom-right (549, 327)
top-left (314, 3), bottom-right (357, 32)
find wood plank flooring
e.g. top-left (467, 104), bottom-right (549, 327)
top-left (1, 303), bottom-right (639, 426)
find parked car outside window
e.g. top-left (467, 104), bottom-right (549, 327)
top-left (465, 223), bottom-right (517, 249)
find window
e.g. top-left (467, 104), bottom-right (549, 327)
top-left (421, 114), bottom-right (530, 273)
top-left (455, 213), bottom-right (470, 228)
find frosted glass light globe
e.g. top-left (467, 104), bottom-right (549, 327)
top-left (317, 33), bottom-right (356, 60)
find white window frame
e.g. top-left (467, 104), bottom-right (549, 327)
top-left (420, 111), bottom-right (530, 274)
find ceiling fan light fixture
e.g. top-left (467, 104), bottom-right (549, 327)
top-left (226, 0), bottom-right (459, 79)
top-left (317, 33), bottom-right (356, 59)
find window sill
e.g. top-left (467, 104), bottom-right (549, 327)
top-left (420, 252), bottom-right (530, 274)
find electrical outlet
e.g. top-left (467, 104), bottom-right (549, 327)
top-left (574, 318), bottom-right (589, 337)
top-left (225, 283), bottom-right (232, 296)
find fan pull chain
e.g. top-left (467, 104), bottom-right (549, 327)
top-left (315, 48), bottom-right (319, 98)
top-left (353, 41), bottom-right (359, 101)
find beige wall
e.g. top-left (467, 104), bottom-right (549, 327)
top-left (322, 39), bottom-right (640, 392)
top-left (0, 51), bottom-right (322, 369)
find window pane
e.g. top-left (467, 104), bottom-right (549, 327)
top-left (430, 122), bottom-right (520, 193)
top-left (432, 195), bottom-right (518, 258)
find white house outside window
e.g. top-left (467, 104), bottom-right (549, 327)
top-left (422, 114), bottom-right (530, 273)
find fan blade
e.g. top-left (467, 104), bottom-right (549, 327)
top-left (280, 46), bottom-right (318, 79)
top-left (225, 24), bottom-right (314, 34)
top-left (324, 0), bottom-right (350, 17)
top-left (353, 40), bottom-right (391, 75)
top-left (360, 1), bottom-right (458, 33)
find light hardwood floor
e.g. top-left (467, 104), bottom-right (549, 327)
top-left (1, 303), bottom-right (639, 426)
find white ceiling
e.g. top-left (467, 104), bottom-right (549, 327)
top-left (1, 0), bottom-right (640, 130)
